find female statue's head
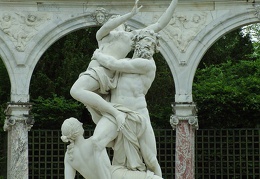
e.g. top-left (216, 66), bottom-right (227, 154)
top-left (61, 117), bottom-right (84, 143)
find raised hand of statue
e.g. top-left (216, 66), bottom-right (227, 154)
top-left (131, 0), bottom-right (143, 16)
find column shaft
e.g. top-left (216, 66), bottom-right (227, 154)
top-left (175, 120), bottom-right (195, 179)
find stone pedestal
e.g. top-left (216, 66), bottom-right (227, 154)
top-left (3, 102), bottom-right (34, 179)
top-left (170, 103), bottom-right (198, 179)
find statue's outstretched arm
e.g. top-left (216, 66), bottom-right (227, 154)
top-left (96, 0), bottom-right (142, 41)
top-left (93, 50), bottom-right (154, 74)
top-left (145, 0), bottom-right (178, 33)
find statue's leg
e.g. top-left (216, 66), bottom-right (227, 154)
top-left (70, 75), bottom-right (125, 129)
top-left (111, 166), bottom-right (163, 179)
top-left (139, 123), bottom-right (162, 177)
top-left (92, 116), bottom-right (118, 149)
top-left (91, 116), bottom-right (118, 179)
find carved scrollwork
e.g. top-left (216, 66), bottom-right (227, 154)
top-left (170, 115), bottom-right (198, 130)
top-left (170, 114), bottom-right (179, 129)
top-left (0, 12), bottom-right (51, 52)
top-left (3, 115), bottom-right (34, 131)
top-left (170, 102), bottom-right (198, 130)
top-left (3, 102), bottom-right (34, 131)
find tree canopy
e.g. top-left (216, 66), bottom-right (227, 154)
top-left (193, 28), bottom-right (259, 128)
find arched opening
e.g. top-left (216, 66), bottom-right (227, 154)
top-left (192, 24), bottom-right (260, 178)
top-left (30, 27), bottom-right (99, 130)
top-left (193, 27), bottom-right (259, 129)
top-left (0, 57), bottom-right (10, 178)
top-left (28, 25), bottom-right (176, 177)
top-left (147, 52), bottom-right (175, 129)
top-left (30, 26), bottom-right (175, 130)
top-left (0, 58), bottom-right (10, 127)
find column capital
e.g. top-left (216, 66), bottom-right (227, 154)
top-left (170, 102), bottom-right (199, 130)
top-left (3, 102), bottom-right (34, 131)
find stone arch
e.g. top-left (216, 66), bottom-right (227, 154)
top-left (26, 14), bottom-right (178, 98)
top-left (186, 9), bottom-right (260, 97)
top-left (159, 37), bottom-right (179, 93)
top-left (0, 32), bottom-right (16, 98)
top-left (25, 14), bottom-right (97, 97)
top-left (27, 15), bottom-right (95, 75)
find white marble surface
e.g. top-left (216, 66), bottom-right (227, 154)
top-left (66, 1), bottom-right (178, 178)
top-left (2, 0), bottom-right (259, 178)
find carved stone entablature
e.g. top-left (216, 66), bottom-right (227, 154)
top-left (165, 12), bottom-right (208, 53)
top-left (170, 115), bottom-right (198, 130)
top-left (0, 12), bottom-right (51, 52)
top-left (3, 102), bottom-right (34, 131)
top-left (37, 2), bottom-right (61, 12)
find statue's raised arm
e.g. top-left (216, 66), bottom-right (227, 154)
top-left (145, 0), bottom-right (178, 33)
top-left (96, 0), bottom-right (142, 41)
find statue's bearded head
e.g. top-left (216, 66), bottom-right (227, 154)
top-left (132, 30), bottom-right (161, 59)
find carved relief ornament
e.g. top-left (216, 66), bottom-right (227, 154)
top-left (0, 12), bottom-right (51, 52)
top-left (165, 12), bottom-right (208, 53)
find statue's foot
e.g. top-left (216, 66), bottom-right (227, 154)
top-left (115, 112), bottom-right (126, 131)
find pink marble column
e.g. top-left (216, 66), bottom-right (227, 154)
top-left (3, 103), bottom-right (33, 179)
top-left (170, 103), bottom-right (198, 179)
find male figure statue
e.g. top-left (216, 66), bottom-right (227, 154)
top-left (69, 0), bottom-right (178, 178)
top-left (92, 29), bottom-right (162, 177)
top-left (70, 0), bottom-right (178, 130)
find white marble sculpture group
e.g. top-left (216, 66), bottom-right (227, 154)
top-left (61, 0), bottom-right (178, 178)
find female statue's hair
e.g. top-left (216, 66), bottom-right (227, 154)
top-left (61, 117), bottom-right (84, 161)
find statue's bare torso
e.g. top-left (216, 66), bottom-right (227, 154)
top-left (110, 58), bottom-right (156, 116)
top-left (98, 30), bottom-right (133, 59)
